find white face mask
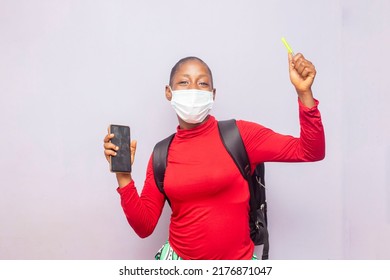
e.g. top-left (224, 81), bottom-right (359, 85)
top-left (170, 88), bottom-right (214, 124)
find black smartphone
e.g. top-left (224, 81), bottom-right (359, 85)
top-left (109, 124), bottom-right (131, 173)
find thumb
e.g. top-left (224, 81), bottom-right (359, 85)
top-left (130, 140), bottom-right (137, 165)
top-left (288, 52), bottom-right (294, 72)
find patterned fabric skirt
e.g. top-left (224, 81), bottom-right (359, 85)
top-left (155, 241), bottom-right (258, 260)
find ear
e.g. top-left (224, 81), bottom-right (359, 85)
top-left (212, 88), bottom-right (216, 100)
top-left (165, 85), bottom-right (172, 101)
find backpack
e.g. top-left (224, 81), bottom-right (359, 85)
top-left (152, 119), bottom-right (269, 260)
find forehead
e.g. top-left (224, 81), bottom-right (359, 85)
top-left (174, 59), bottom-right (211, 78)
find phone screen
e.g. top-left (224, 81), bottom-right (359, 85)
top-left (109, 124), bottom-right (131, 173)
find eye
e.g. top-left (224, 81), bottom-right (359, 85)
top-left (178, 81), bottom-right (189, 85)
top-left (199, 82), bottom-right (209, 86)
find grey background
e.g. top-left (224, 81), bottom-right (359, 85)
top-left (0, 0), bottom-right (389, 259)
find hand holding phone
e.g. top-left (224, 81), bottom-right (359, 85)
top-left (108, 124), bottom-right (131, 173)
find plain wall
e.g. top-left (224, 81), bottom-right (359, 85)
top-left (0, 0), bottom-right (388, 259)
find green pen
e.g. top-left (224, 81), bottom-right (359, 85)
top-left (281, 37), bottom-right (294, 55)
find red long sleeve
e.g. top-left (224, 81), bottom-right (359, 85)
top-left (238, 98), bottom-right (325, 169)
top-left (117, 159), bottom-right (166, 238)
top-left (117, 99), bottom-right (325, 259)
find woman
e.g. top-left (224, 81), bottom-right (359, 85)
top-left (103, 54), bottom-right (325, 260)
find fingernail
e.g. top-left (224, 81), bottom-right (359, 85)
top-left (116, 146), bottom-right (119, 150)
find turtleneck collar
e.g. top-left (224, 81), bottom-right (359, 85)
top-left (175, 115), bottom-right (217, 139)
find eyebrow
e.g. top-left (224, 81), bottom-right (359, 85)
top-left (177, 74), bottom-right (210, 78)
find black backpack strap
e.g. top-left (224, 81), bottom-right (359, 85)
top-left (254, 163), bottom-right (267, 225)
top-left (152, 133), bottom-right (175, 206)
top-left (217, 120), bottom-right (251, 178)
top-left (217, 119), bottom-right (269, 260)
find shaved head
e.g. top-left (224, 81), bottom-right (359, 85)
top-left (169, 56), bottom-right (213, 87)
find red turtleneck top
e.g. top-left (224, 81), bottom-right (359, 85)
top-left (117, 99), bottom-right (325, 259)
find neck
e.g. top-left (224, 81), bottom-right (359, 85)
top-left (178, 115), bottom-right (210, 130)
